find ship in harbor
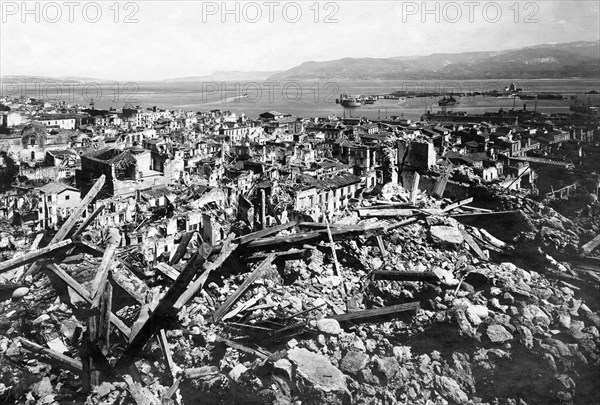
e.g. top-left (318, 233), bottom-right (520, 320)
top-left (438, 96), bottom-right (459, 106)
top-left (337, 94), bottom-right (362, 108)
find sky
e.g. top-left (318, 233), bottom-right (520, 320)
top-left (1, 0), bottom-right (599, 80)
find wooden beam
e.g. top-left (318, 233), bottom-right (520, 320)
top-left (90, 231), bottom-right (121, 310)
top-left (43, 262), bottom-right (131, 337)
top-left (30, 233), bottom-right (44, 250)
top-left (19, 337), bottom-right (83, 371)
top-left (459, 229), bottom-right (487, 260)
top-left (331, 302), bottom-right (420, 323)
top-left (114, 246), bottom-right (212, 370)
top-left (324, 217), bottom-right (342, 277)
top-left (245, 249), bottom-right (307, 263)
top-left (154, 262), bottom-right (180, 281)
top-left (73, 204), bottom-right (105, 237)
top-left (158, 329), bottom-right (177, 383)
top-left (174, 237), bottom-right (235, 309)
top-left (235, 221), bottom-right (297, 245)
top-left (212, 254), bottom-right (275, 323)
top-left (371, 270), bottom-right (439, 282)
top-left (581, 233), bottom-right (600, 256)
top-left (0, 239), bottom-right (72, 274)
top-left (376, 235), bottom-right (388, 258)
top-left (442, 197), bottom-right (474, 213)
top-left (246, 222), bottom-right (387, 251)
top-left (357, 208), bottom-right (414, 218)
top-left (169, 231), bottom-right (196, 265)
top-left (214, 335), bottom-right (271, 360)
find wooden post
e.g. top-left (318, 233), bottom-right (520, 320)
top-left (90, 230), bottom-right (121, 310)
top-left (260, 189), bottom-right (267, 230)
top-left (324, 217), bottom-right (342, 277)
top-left (409, 172), bottom-right (420, 204)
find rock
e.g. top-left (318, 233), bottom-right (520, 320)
top-left (429, 226), bottom-right (464, 250)
top-left (287, 348), bottom-right (350, 404)
top-left (12, 287), bottom-right (30, 300)
top-left (32, 314), bottom-right (51, 325)
top-left (485, 324), bottom-right (513, 343)
top-left (95, 382), bottom-right (114, 397)
top-left (340, 350), bottom-right (369, 375)
top-left (316, 318), bottom-right (342, 335)
top-left (374, 356), bottom-right (400, 381)
top-left (32, 377), bottom-right (53, 398)
top-left (521, 305), bottom-right (551, 328)
top-left (274, 359), bottom-right (293, 380)
top-left (433, 267), bottom-right (459, 286)
top-left (365, 339), bottom-right (377, 353)
top-left (351, 337), bottom-right (366, 352)
top-left (392, 346), bottom-right (412, 362)
top-left (228, 363), bottom-right (248, 382)
top-left (467, 305), bottom-right (489, 320)
top-left (434, 375), bottom-right (469, 404)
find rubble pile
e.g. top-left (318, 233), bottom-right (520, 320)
top-left (0, 182), bottom-right (599, 405)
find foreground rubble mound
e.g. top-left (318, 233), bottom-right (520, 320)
top-left (0, 180), bottom-right (599, 405)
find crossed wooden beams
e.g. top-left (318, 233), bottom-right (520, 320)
top-left (8, 179), bottom-right (425, 395)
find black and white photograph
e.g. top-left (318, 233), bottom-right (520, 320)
top-left (0, 0), bottom-right (599, 403)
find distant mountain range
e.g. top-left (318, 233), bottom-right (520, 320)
top-left (268, 40), bottom-right (600, 81)
top-left (2, 40), bottom-right (598, 84)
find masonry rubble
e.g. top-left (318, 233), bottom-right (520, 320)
top-left (0, 98), bottom-right (598, 404)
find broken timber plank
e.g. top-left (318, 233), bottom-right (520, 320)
top-left (324, 217), bottom-right (342, 277)
top-left (23, 175), bottom-right (106, 280)
top-left (169, 231), bottom-right (196, 265)
top-left (459, 229), bottom-right (487, 260)
top-left (154, 262), bottom-right (180, 281)
top-left (158, 329), bottom-right (177, 383)
top-left (442, 197), bottom-right (474, 213)
top-left (90, 230), bottom-right (122, 309)
top-left (114, 246), bottom-right (212, 370)
top-left (246, 222), bottom-right (387, 251)
top-left (212, 254), bottom-right (275, 323)
top-left (30, 234), bottom-right (44, 250)
top-left (371, 270), bottom-right (439, 282)
top-left (0, 239), bottom-right (72, 275)
top-left (235, 221), bottom-right (297, 245)
top-left (357, 208), bottom-right (414, 218)
top-left (581, 233), bottom-right (600, 256)
top-left (214, 335), bottom-right (271, 360)
top-left (43, 262), bottom-right (130, 336)
top-left (174, 237), bottom-right (234, 309)
top-left (53, 175), bottom-right (106, 243)
top-left (19, 337), bottom-right (83, 371)
top-left (245, 249), bottom-right (307, 263)
top-left (73, 204), bottom-right (105, 237)
top-left (331, 302), bottom-right (420, 323)
top-left (376, 235), bottom-right (388, 258)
